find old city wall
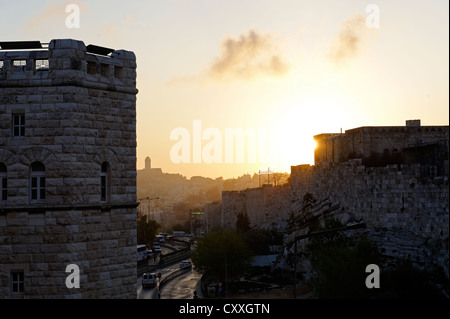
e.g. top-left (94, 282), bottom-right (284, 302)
top-left (221, 184), bottom-right (291, 231)
top-left (290, 160), bottom-right (449, 274)
top-left (315, 125), bottom-right (449, 164)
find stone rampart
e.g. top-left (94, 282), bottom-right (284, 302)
top-left (290, 160), bottom-right (449, 275)
top-left (221, 184), bottom-right (291, 231)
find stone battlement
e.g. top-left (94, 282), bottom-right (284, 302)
top-left (314, 120), bottom-right (449, 165)
top-left (0, 39), bottom-right (137, 94)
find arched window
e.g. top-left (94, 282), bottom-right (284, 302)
top-left (0, 163), bottom-right (6, 202)
top-left (30, 162), bottom-right (45, 202)
top-left (101, 162), bottom-right (110, 203)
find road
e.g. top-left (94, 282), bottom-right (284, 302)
top-left (137, 264), bottom-right (180, 299)
top-left (159, 267), bottom-right (203, 299)
top-left (137, 242), bottom-right (196, 299)
top-left (137, 244), bottom-right (174, 299)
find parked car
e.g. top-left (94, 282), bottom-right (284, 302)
top-left (142, 273), bottom-right (156, 288)
top-left (152, 242), bottom-right (162, 253)
top-left (180, 261), bottom-right (192, 269)
top-left (173, 231), bottom-right (187, 237)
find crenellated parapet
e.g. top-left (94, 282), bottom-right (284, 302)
top-left (0, 39), bottom-right (137, 94)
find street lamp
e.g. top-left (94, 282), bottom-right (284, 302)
top-left (137, 196), bottom-right (159, 222)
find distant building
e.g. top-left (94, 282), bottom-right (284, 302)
top-left (314, 120), bottom-right (449, 177)
top-left (0, 39), bottom-right (138, 298)
top-left (140, 156), bottom-right (162, 175)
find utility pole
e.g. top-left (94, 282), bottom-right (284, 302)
top-left (137, 196), bottom-right (159, 222)
top-left (258, 170), bottom-right (261, 187)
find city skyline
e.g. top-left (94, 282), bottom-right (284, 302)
top-left (1, 0), bottom-right (448, 179)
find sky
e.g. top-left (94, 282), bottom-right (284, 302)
top-left (1, 0), bottom-right (448, 179)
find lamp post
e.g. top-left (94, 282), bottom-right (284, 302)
top-left (137, 196), bottom-right (159, 222)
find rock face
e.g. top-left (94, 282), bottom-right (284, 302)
top-left (0, 39), bottom-right (138, 298)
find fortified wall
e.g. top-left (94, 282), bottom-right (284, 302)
top-left (314, 120), bottom-right (449, 171)
top-left (290, 160), bottom-right (449, 275)
top-left (218, 121), bottom-right (449, 276)
top-left (220, 184), bottom-right (291, 231)
top-left (0, 39), bottom-right (138, 298)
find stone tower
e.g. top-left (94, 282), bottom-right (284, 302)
top-left (0, 39), bottom-right (138, 298)
top-left (145, 156), bottom-right (151, 171)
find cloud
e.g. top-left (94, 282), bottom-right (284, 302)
top-left (167, 29), bottom-right (289, 86)
top-left (327, 14), bottom-right (369, 67)
top-left (208, 29), bottom-right (289, 80)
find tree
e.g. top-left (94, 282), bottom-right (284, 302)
top-left (379, 259), bottom-right (447, 299)
top-left (306, 218), bottom-right (382, 299)
top-left (241, 228), bottom-right (272, 255)
top-left (236, 212), bottom-right (251, 233)
top-left (191, 230), bottom-right (253, 282)
top-left (306, 219), bottom-right (447, 298)
top-left (272, 172), bottom-right (289, 186)
top-left (137, 216), bottom-right (160, 247)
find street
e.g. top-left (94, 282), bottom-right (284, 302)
top-left (159, 267), bottom-right (203, 299)
top-left (137, 241), bottom-right (201, 299)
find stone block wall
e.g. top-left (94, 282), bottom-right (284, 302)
top-left (314, 122), bottom-right (449, 165)
top-left (221, 184), bottom-right (291, 231)
top-left (0, 39), bottom-right (138, 298)
top-left (0, 208), bottom-right (136, 298)
top-left (204, 201), bottom-right (222, 232)
top-left (290, 160), bottom-right (449, 275)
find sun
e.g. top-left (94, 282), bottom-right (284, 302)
top-left (264, 89), bottom-right (358, 172)
top-left (262, 118), bottom-right (316, 173)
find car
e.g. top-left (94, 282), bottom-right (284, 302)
top-left (142, 273), bottom-right (156, 288)
top-left (173, 231), bottom-right (187, 237)
top-left (156, 235), bottom-right (165, 243)
top-left (180, 261), bottom-right (192, 269)
top-left (152, 242), bottom-right (162, 253)
top-left (153, 246), bottom-right (161, 253)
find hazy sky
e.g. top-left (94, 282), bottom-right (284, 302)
top-left (1, 0), bottom-right (448, 179)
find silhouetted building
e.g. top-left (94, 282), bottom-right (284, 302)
top-left (314, 120), bottom-right (449, 177)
